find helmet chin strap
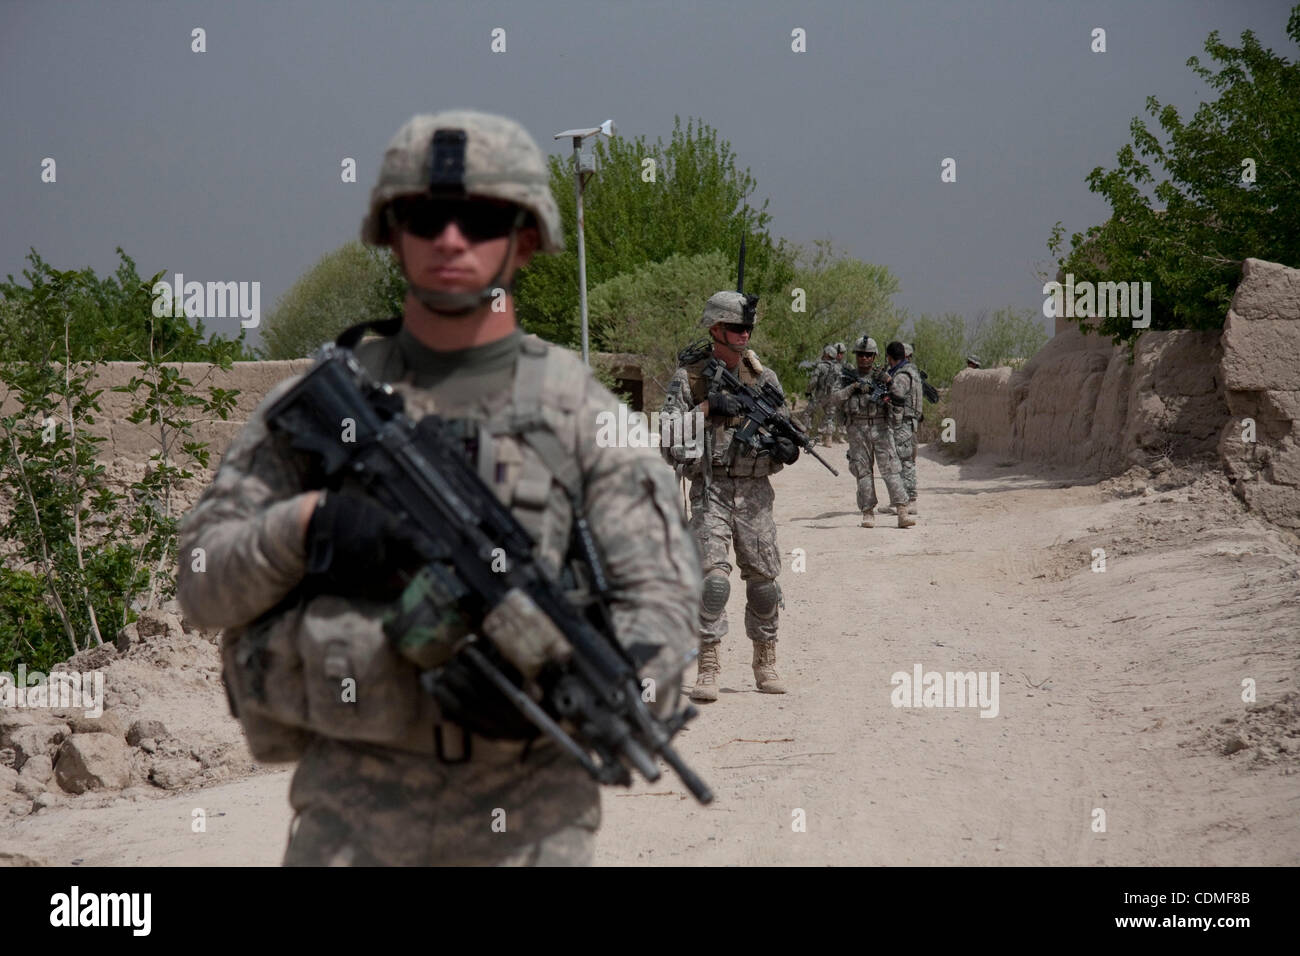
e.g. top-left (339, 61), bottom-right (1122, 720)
top-left (400, 209), bottom-right (525, 318)
top-left (709, 329), bottom-right (751, 365)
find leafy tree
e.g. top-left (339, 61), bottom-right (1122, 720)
top-left (589, 241), bottom-right (901, 405)
top-left (904, 311), bottom-right (967, 388)
top-left (0, 248), bottom-right (252, 364)
top-left (590, 250), bottom-right (734, 402)
top-left (517, 117), bottom-right (794, 346)
top-left (1050, 6), bottom-right (1300, 341)
top-left (259, 241), bottom-right (403, 359)
top-left (765, 240), bottom-right (901, 393)
top-left (967, 306), bottom-right (1049, 369)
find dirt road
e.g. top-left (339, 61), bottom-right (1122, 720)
top-left (5, 446), bottom-right (1298, 865)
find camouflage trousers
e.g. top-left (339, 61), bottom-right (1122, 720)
top-left (846, 418), bottom-right (909, 512)
top-left (800, 396), bottom-right (835, 443)
top-left (688, 474), bottom-right (781, 645)
top-left (283, 733), bottom-right (600, 866)
top-left (894, 419), bottom-right (918, 500)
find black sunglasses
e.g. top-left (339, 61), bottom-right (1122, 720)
top-left (720, 323), bottom-right (752, 334)
top-left (389, 199), bottom-right (526, 242)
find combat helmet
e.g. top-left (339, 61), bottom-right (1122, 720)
top-left (821, 343), bottom-right (838, 360)
top-left (699, 291), bottom-right (759, 329)
top-left (852, 335), bottom-right (878, 354)
top-left (361, 110), bottom-right (562, 314)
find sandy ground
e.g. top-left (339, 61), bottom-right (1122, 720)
top-left (4, 445), bottom-right (1298, 866)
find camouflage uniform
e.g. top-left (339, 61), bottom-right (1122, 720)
top-left (901, 343), bottom-right (921, 505)
top-left (832, 369), bottom-right (907, 514)
top-left (806, 350), bottom-right (839, 445)
top-left (177, 111), bottom-right (699, 867)
top-left (831, 344), bottom-right (848, 443)
top-left (888, 359), bottom-right (924, 504)
top-left (661, 292), bottom-right (792, 698)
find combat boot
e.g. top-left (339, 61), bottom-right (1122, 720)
top-left (860, 510), bottom-right (875, 527)
top-left (690, 643), bottom-right (720, 702)
top-left (897, 502), bottom-right (916, 528)
top-left (751, 641), bottom-right (787, 694)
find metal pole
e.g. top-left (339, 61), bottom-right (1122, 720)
top-left (573, 137), bottom-right (590, 366)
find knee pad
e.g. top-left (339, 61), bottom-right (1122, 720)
top-left (746, 579), bottom-right (780, 619)
top-left (701, 572), bottom-right (730, 617)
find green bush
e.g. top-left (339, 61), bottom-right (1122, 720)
top-left (905, 313), bottom-right (966, 388)
top-left (0, 248), bottom-right (251, 364)
top-left (966, 307), bottom-right (1049, 369)
top-left (591, 250), bottom-right (734, 401)
top-left (1, 252), bottom-right (238, 672)
top-left (259, 241), bottom-right (402, 359)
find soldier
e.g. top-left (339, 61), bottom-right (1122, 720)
top-left (902, 342), bottom-right (921, 510)
top-left (966, 354), bottom-right (982, 369)
top-left (881, 340), bottom-right (922, 524)
top-left (832, 341), bottom-right (850, 443)
top-left (176, 110), bottom-right (700, 866)
top-left (795, 353), bottom-right (820, 431)
top-left (806, 344), bottom-right (839, 447)
top-left (830, 335), bottom-right (912, 528)
top-left (661, 292), bottom-right (799, 702)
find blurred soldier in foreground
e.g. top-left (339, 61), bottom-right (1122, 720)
top-left (178, 111), bottom-right (699, 866)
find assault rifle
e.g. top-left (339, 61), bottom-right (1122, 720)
top-left (839, 366), bottom-right (890, 405)
top-left (917, 368), bottom-right (940, 404)
top-left (700, 354), bottom-right (840, 476)
top-left (265, 344), bottom-right (714, 804)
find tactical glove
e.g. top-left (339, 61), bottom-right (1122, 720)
top-left (771, 436), bottom-right (800, 464)
top-left (304, 491), bottom-right (426, 599)
top-left (422, 649), bottom-right (541, 741)
top-left (706, 391), bottom-right (743, 419)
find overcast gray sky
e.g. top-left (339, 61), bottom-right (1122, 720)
top-left (2, 0), bottom-right (1292, 346)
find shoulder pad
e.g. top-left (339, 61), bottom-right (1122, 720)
top-left (514, 335), bottom-right (584, 414)
top-left (519, 333), bottom-right (549, 357)
top-left (352, 334), bottom-right (403, 383)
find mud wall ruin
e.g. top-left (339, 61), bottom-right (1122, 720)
top-left (949, 258), bottom-right (1299, 529)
